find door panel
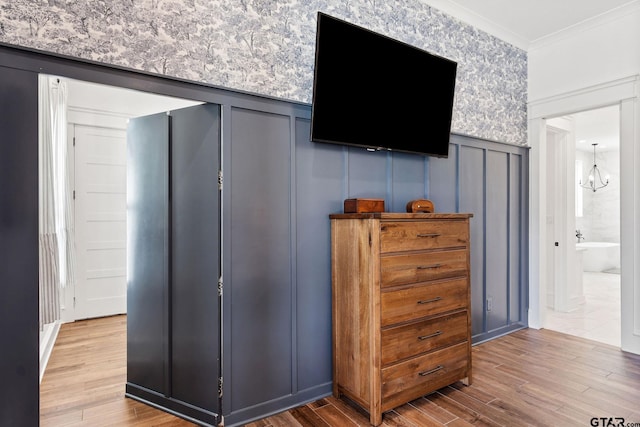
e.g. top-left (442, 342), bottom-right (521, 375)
top-left (74, 125), bottom-right (128, 319)
top-left (126, 112), bottom-right (169, 395)
top-left (170, 104), bottom-right (221, 412)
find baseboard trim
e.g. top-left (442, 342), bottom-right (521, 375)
top-left (125, 382), bottom-right (221, 426)
top-left (223, 383), bottom-right (333, 427)
top-left (39, 320), bottom-right (61, 383)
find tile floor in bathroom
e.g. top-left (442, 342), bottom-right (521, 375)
top-left (545, 271), bottom-right (621, 347)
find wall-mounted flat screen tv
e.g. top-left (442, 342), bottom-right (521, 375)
top-left (310, 12), bottom-right (457, 158)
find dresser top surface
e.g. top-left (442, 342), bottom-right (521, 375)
top-left (329, 212), bottom-right (474, 220)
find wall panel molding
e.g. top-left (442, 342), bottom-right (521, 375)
top-left (0, 43), bottom-right (530, 427)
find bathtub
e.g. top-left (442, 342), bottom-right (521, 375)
top-left (575, 241), bottom-right (620, 272)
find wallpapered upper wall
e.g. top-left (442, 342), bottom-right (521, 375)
top-left (0, 0), bottom-right (527, 144)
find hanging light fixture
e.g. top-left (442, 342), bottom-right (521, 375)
top-left (580, 143), bottom-right (609, 192)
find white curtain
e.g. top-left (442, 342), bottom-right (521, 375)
top-left (39, 75), bottom-right (73, 328)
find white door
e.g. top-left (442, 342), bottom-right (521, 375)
top-left (545, 119), bottom-right (579, 314)
top-left (74, 124), bottom-right (127, 319)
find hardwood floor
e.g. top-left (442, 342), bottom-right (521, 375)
top-left (40, 315), bottom-right (192, 426)
top-left (41, 316), bottom-right (640, 427)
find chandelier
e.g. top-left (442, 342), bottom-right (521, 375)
top-left (580, 143), bottom-right (609, 192)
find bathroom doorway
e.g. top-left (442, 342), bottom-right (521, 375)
top-left (545, 105), bottom-right (621, 347)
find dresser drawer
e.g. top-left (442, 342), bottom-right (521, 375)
top-left (380, 278), bottom-right (467, 326)
top-left (380, 249), bottom-right (468, 288)
top-left (381, 311), bottom-right (467, 365)
top-left (380, 221), bottom-right (468, 253)
top-left (381, 342), bottom-right (469, 406)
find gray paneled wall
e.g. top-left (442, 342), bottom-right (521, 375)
top-left (223, 100), bottom-right (528, 426)
top-left (486, 151), bottom-right (511, 331)
top-left (228, 107), bottom-right (294, 411)
top-left (458, 145), bottom-right (486, 334)
top-left (436, 136), bottom-right (528, 340)
top-left (0, 43), bottom-right (528, 427)
top-left (0, 64), bottom-right (39, 427)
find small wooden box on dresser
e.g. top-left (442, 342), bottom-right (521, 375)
top-left (329, 212), bottom-right (473, 426)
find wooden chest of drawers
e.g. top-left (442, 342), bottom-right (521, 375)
top-left (330, 213), bottom-right (473, 426)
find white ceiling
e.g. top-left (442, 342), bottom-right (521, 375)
top-left (425, 0), bottom-right (637, 49)
top-left (65, 78), bottom-right (202, 118)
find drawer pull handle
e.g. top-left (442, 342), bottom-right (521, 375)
top-left (419, 365), bottom-right (444, 376)
top-left (417, 296), bottom-right (442, 305)
top-left (417, 263), bottom-right (441, 270)
top-left (418, 330), bottom-right (443, 340)
top-left (417, 233), bottom-right (441, 238)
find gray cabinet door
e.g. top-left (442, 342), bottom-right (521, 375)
top-left (126, 111), bottom-right (170, 395)
top-left (170, 104), bottom-right (221, 414)
top-left (126, 103), bottom-right (221, 424)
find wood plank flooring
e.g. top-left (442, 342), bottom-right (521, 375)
top-left (40, 315), bottom-right (192, 426)
top-left (41, 315), bottom-right (640, 426)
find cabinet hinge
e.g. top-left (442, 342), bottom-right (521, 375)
top-left (218, 377), bottom-right (223, 398)
top-left (218, 170), bottom-right (223, 190)
top-left (73, 190), bottom-right (76, 200)
top-left (73, 297), bottom-right (76, 308)
top-left (73, 136), bottom-right (76, 147)
top-left (217, 277), bottom-right (223, 297)
top-left (369, 232), bottom-right (372, 247)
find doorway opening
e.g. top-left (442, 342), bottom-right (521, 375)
top-left (544, 105), bottom-right (621, 347)
top-left (38, 74), bottom-right (202, 389)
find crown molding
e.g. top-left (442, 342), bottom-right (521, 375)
top-left (422, 0), bottom-right (529, 50)
top-left (529, 0), bottom-right (640, 51)
top-left (425, 0), bottom-right (640, 52)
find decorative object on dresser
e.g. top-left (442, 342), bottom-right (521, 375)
top-left (406, 199), bottom-right (435, 213)
top-left (329, 212), bottom-right (473, 426)
top-left (343, 198), bottom-right (385, 213)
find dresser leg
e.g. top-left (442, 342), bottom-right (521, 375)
top-left (370, 412), bottom-right (382, 426)
top-left (332, 386), bottom-right (340, 398)
top-left (461, 376), bottom-right (470, 386)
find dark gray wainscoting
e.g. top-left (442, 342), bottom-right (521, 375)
top-left (223, 98), bottom-right (529, 425)
top-left (430, 136), bottom-right (529, 341)
top-left (0, 43), bottom-right (528, 427)
top-left (0, 61), bottom-right (39, 427)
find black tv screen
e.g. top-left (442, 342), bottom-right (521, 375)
top-left (311, 12), bottom-right (457, 158)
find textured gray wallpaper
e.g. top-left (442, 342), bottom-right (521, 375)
top-left (0, 0), bottom-right (527, 144)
